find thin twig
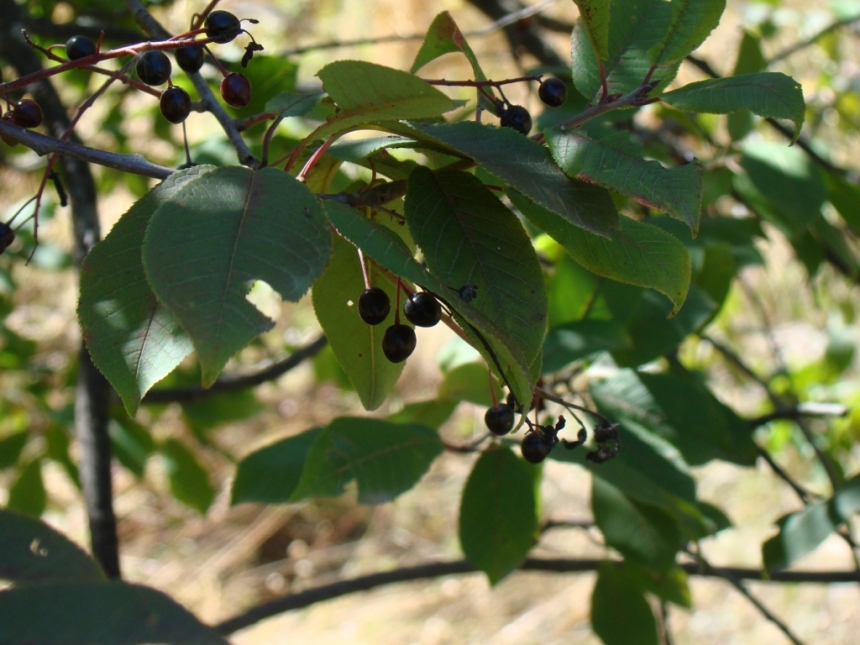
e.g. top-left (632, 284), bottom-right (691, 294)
top-left (768, 13), bottom-right (860, 65)
top-left (213, 556), bottom-right (860, 635)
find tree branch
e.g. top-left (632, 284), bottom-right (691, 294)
top-left (768, 13), bottom-right (860, 65)
top-left (122, 0), bottom-right (259, 168)
top-left (213, 557), bottom-right (860, 635)
top-left (142, 335), bottom-right (328, 404)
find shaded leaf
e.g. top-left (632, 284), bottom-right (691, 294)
top-left (572, 0), bottom-right (678, 100)
top-left (0, 432), bottom-right (27, 471)
top-left (0, 508), bottom-right (104, 585)
top-left (510, 191), bottom-right (691, 314)
top-left (7, 459), bottom-right (46, 517)
top-left (79, 168), bottom-right (208, 415)
top-left (312, 233), bottom-right (405, 411)
top-left (405, 168), bottom-right (547, 364)
top-left (0, 581), bottom-right (229, 645)
top-left (412, 11), bottom-right (487, 80)
top-left (408, 121), bottom-right (618, 236)
top-left (592, 477), bottom-right (683, 570)
top-left (437, 361), bottom-right (503, 407)
top-left (182, 389), bottom-right (261, 434)
top-left (159, 439), bottom-right (214, 514)
top-left (572, 0), bottom-right (611, 60)
top-left (291, 418), bottom-right (444, 504)
top-left (728, 31), bottom-right (767, 141)
top-left (763, 473), bottom-right (860, 572)
top-left (547, 130), bottom-right (703, 233)
top-left (590, 369), bottom-right (757, 466)
top-left (825, 171), bottom-right (860, 237)
top-left (459, 447), bottom-right (538, 584)
top-left (109, 419), bottom-right (155, 478)
top-left (542, 319), bottom-right (631, 373)
top-left (386, 399), bottom-right (459, 429)
top-left (265, 91), bottom-right (324, 118)
top-left (231, 429), bottom-right (322, 505)
top-left (662, 73), bottom-right (805, 139)
top-left (626, 561), bottom-right (692, 608)
top-left (591, 562), bottom-right (659, 645)
top-left (324, 200), bottom-right (535, 406)
top-left (647, 0), bottom-right (726, 67)
top-left (228, 55), bottom-right (297, 117)
top-left (143, 166), bottom-right (332, 386)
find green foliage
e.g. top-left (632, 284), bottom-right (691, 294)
top-left (591, 562), bottom-right (659, 645)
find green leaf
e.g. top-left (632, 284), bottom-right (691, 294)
top-left (591, 562), bottom-right (659, 645)
top-left (323, 200), bottom-right (536, 406)
top-left (590, 370), bottom-right (757, 466)
top-left (592, 477), bottom-right (683, 570)
top-left (437, 361), bottom-right (503, 407)
top-left (159, 439), bottom-right (214, 514)
top-left (312, 233), bottom-right (406, 411)
top-left (408, 121), bottom-right (618, 236)
top-left (825, 171), bottom-right (860, 237)
top-left (571, 0), bottom-right (610, 60)
top-left (728, 31), bottom-right (767, 141)
top-left (0, 431), bottom-right (27, 471)
top-left (109, 419), bottom-right (155, 478)
top-left (405, 168), bottom-right (547, 364)
top-left (291, 417), bottom-right (444, 504)
top-left (626, 561), bottom-right (692, 608)
top-left (542, 319), bottom-right (631, 373)
top-left (228, 55), bottom-right (298, 117)
top-left (736, 141), bottom-right (825, 234)
top-left (181, 389), bottom-right (261, 434)
top-left (0, 581), bottom-right (229, 645)
top-left (7, 459), bottom-right (46, 517)
top-left (647, 0), bottom-right (726, 68)
top-left (572, 0), bottom-right (679, 100)
top-left (763, 473), bottom-right (860, 572)
top-left (231, 429), bottom-right (322, 505)
top-left (264, 91), bottom-right (324, 118)
top-left (662, 73), bottom-right (805, 140)
top-left (0, 508), bottom-right (104, 584)
top-left (79, 168), bottom-right (208, 415)
top-left (412, 11), bottom-right (487, 79)
top-left (45, 425), bottom-right (79, 489)
top-left (143, 166), bottom-right (332, 386)
top-left (548, 130), bottom-right (703, 233)
top-left (459, 447), bottom-right (538, 584)
top-left (386, 399), bottom-right (459, 429)
top-left (307, 61), bottom-right (456, 143)
top-left (510, 191), bottom-right (691, 315)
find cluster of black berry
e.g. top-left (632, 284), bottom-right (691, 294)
top-left (496, 77), bottom-right (567, 136)
top-left (358, 286), bottom-right (442, 363)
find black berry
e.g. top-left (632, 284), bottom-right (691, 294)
top-left (205, 10), bottom-right (242, 44)
top-left (11, 99), bottom-right (43, 128)
top-left (160, 86), bottom-right (192, 124)
top-left (65, 35), bottom-right (96, 60)
top-left (404, 292), bottom-right (441, 327)
top-left (485, 404), bottom-right (515, 436)
top-left (521, 431), bottom-right (549, 464)
top-left (358, 287), bottom-right (390, 325)
top-left (500, 105), bottom-right (532, 135)
top-left (382, 324), bottom-right (416, 363)
top-left (175, 45), bottom-right (205, 73)
top-left (0, 223), bottom-right (15, 253)
top-left (538, 77), bottom-right (567, 107)
top-left (136, 50), bottom-right (172, 86)
top-left (220, 72), bottom-right (251, 108)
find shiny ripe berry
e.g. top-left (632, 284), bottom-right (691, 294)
top-left (1, 112), bottom-right (19, 146)
top-left (175, 45), bottom-right (205, 73)
top-left (0, 222), bottom-right (15, 254)
top-left (382, 324), bottom-right (416, 363)
top-left (403, 292), bottom-right (441, 327)
top-left (485, 403), bottom-right (515, 436)
top-left (65, 35), bottom-right (97, 60)
top-left (11, 99), bottom-right (43, 128)
top-left (136, 50), bottom-right (172, 86)
top-left (358, 287), bottom-right (390, 325)
top-left (521, 431), bottom-right (548, 464)
top-left (538, 77), bottom-right (567, 107)
top-left (500, 105), bottom-right (532, 135)
top-left (160, 86), bottom-right (192, 124)
top-left (205, 10), bottom-right (242, 44)
top-left (220, 72), bottom-right (251, 108)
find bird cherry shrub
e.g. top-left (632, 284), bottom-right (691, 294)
top-left (2, 1), bottom-right (860, 643)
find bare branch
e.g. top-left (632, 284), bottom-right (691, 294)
top-left (214, 556), bottom-right (860, 635)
